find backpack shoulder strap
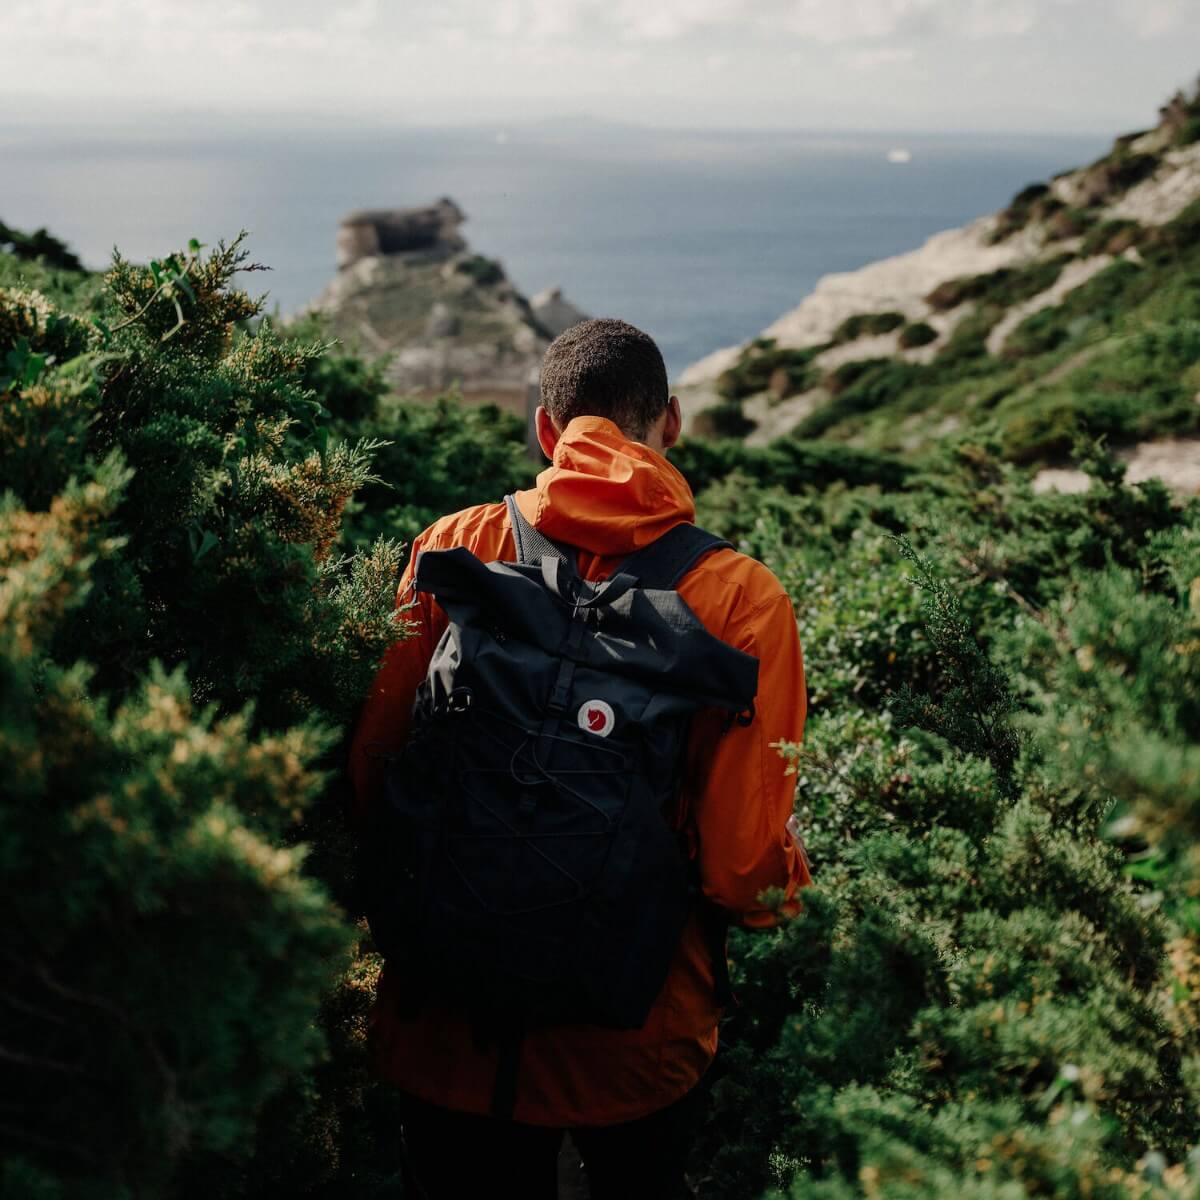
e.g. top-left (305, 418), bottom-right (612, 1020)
top-left (504, 494), bottom-right (575, 570)
top-left (617, 523), bottom-right (734, 591)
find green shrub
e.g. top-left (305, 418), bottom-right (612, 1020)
top-left (1011, 181), bottom-right (1051, 207)
top-left (1175, 115), bottom-right (1200, 146)
top-left (1146, 198), bottom-right (1200, 265)
top-left (1081, 218), bottom-right (1142, 257)
top-left (691, 452), bottom-right (1200, 1198)
top-left (1002, 305), bottom-right (1086, 359)
top-left (285, 312), bottom-right (391, 428)
top-left (800, 360), bottom-right (924, 438)
top-left (0, 218), bottom-right (84, 272)
top-left (1101, 150), bottom-right (1159, 193)
top-left (823, 357), bottom-right (885, 396)
top-left (269, 316), bottom-right (534, 551)
top-left (670, 436), bottom-right (911, 496)
top-left (898, 321), bottom-right (938, 349)
top-left (999, 391), bottom-right (1130, 462)
top-left (1045, 206), bottom-right (1097, 240)
top-left (935, 308), bottom-right (997, 364)
top-left (832, 311), bottom-right (905, 344)
top-left (989, 182), bottom-right (1051, 243)
top-left (342, 391), bottom-right (534, 549)
top-left (0, 236), bottom-right (405, 1196)
top-left (926, 256), bottom-right (1072, 312)
top-left (718, 343), bottom-right (824, 401)
top-left (692, 400), bottom-right (758, 438)
top-left (999, 322), bottom-right (1200, 459)
top-left (0, 238), bottom-right (105, 316)
top-left (454, 254), bottom-right (505, 286)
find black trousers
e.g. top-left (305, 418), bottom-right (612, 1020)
top-left (397, 1078), bottom-right (708, 1200)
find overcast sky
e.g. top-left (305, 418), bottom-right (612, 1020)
top-left (7, 0), bottom-right (1199, 135)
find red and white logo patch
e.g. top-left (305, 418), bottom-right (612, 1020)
top-left (578, 699), bottom-right (615, 738)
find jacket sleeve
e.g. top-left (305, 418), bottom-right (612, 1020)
top-left (347, 530), bottom-right (447, 829)
top-left (685, 590), bottom-right (811, 928)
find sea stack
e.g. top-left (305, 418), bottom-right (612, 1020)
top-left (305, 199), bottom-right (589, 407)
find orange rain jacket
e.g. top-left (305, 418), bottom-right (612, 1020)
top-left (349, 415), bottom-right (810, 1127)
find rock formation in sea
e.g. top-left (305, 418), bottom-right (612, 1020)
top-left (336, 198), bottom-right (467, 270)
top-left (306, 199), bottom-right (588, 404)
top-left (529, 287), bottom-right (590, 338)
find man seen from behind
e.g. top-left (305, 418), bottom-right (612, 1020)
top-left (349, 318), bottom-right (811, 1200)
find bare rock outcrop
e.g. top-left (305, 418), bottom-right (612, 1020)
top-left (336, 198), bottom-right (466, 270)
top-left (530, 287), bottom-right (589, 338)
top-left (1105, 142), bottom-right (1200, 225)
top-left (306, 200), bottom-right (588, 401)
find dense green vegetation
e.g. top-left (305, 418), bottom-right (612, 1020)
top-left (2, 208), bottom-right (1198, 1200)
top-left (924, 255), bottom-right (1072, 312)
top-left (831, 311), bottom-right (905, 344)
top-left (898, 320), bottom-right (938, 349)
top-left (693, 445), bottom-right (1200, 1199)
top-left (717, 338), bottom-right (826, 403)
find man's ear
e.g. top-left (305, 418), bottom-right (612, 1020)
top-left (535, 406), bottom-right (560, 461)
top-left (662, 395), bottom-right (683, 451)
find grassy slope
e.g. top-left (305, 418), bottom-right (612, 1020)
top-left (706, 93), bottom-right (1200, 472)
top-left (846, 207), bottom-right (1200, 463)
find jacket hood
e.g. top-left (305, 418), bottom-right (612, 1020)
top-left (514, 416), bottom-right (696, 558)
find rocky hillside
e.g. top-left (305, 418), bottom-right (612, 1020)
top-left (677, 84), bottom-right (1200, 488)
top-left (305, 199), bottom-right (586, 406)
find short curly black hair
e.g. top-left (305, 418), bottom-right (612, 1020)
top-left (539, 318), bottom-right (669, 440)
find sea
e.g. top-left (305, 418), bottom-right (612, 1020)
top-left (2, 123), bottom-right (1108, 378)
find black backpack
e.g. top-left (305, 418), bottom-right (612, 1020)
top-left (362, 497), bottom-right (758, 1107)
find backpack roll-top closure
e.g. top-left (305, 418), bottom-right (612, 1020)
top-left (414, 546), bottom-right (572, 655)
top-left (414, 545), bottom-right (758, 713)
top-left (504, 493), bottom-right (759, 712)
top-left (539, 555), bottom-right (640, 612)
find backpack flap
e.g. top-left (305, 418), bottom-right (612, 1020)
top-left (415, 546), bottom-right (570, 650)
top-left (417, 545), bottom-right (757, 715)
top-left (582, 587), bottom-right (759, 715)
